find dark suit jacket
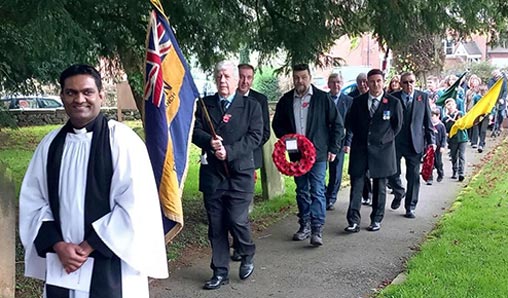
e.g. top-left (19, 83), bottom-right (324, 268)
top-left (345, 92), bottom-right (403, 178)
top-left (332, 93), bottom-right (353, 147)
top-left (272, 85), bottom-right (344, 162)
top-left (392, 90), bottom-right (435, 154)
top-left (192, 93), bottom-right (263, 194)
top-left (247, 89), bottom-right (270, 169)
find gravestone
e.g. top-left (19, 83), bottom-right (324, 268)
top-left (0, 162), bottom-right (15, 298)
top-left (260, 128), bottom-right (285, 200)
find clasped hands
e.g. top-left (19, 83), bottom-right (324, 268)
top-left (53, 240), bottom-right (94, 274)
top-left (210, 136), bottom-right (227, 161)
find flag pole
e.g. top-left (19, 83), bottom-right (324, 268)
top-left (198, 98), bottom-right (230, 177)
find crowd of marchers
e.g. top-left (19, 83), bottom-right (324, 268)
top-left (192, 62), bottom-right (508, 290)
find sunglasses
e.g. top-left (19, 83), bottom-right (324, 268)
top-left (402, 80), bottom-right (415, 84)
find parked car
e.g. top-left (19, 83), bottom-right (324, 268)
top-left (312, 76), bottom-right (329, 92)
top-left (0, 96), bottom-right (63, 110)
top-left (341, 81), bottom-right (357, 96)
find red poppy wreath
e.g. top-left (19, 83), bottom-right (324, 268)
top-left (272, 134), bottom-right (316, 177)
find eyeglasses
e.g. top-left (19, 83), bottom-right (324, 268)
top-left (402, 80), bottom-right (415, 84)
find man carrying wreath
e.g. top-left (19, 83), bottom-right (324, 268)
top-left (344, 69), bottom-right (403, 233)
top-left (272, 64), bottom-right (344, 246)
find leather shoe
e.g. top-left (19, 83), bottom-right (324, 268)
top-left (391, 192), bottom-right (405, 210)
top-left (231, 250), bottom-right (242, 262)
top-left (404, 210), bottom-right (416, 219)
top-left (239, 261), bottom-right (254, 280)
top-left (326, 203), bottom-right (335, 210)
top-left (344, 223), bottom-right (360, 233)
top-left (458, 175), bottom-right (465, 182)
top-left (366, 222), bottom-right (381, 232)
top-left (203, 275), bottom-right (229, 290)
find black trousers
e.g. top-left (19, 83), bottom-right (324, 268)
top-left (204, 190), bottom-right (255, 276)
top-left (430, 148), bottom-right (444, 180)
top-left (388, 150), bottom-right (423, 212)
top-left (347, 175), bottom-right (387, 225)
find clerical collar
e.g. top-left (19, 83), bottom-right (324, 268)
top-left (71, 116), bottom-right (99, 134)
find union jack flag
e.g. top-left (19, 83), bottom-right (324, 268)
top-left (143, 1), bottom-right (199, 243)
top-left (144, 10), bottom-right (173, 107)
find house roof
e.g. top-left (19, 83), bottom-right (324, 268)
top-left (460, 41), bottom-right (483, 56)
top-left (488, 46), bottom-right (508, 54)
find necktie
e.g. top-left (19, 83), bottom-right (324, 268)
top-left (370, 98), bottom-right (379, 117)
top-left (221, 100), bottom-right (228, 112)
top-left (406, 96), bottom-right (411, 108)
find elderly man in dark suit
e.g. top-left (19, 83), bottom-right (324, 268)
top-left (229, 63), bottom-right (270, 262)
top-left (325, 73), bottom-right (353, 211)
top-left (388, 72), bottom-right (436, 219)
top-left (193, 60), bottom-right (263, 290)
top-left (344, 69), bottom-right (403, 232)
top-left (272, 64), bottom-right (343, 246)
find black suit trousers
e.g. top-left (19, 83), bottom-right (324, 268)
top-left (347, 175), bottom-right (387, 225)
top-left (388, 150), bottom-right (422, 212)
top-left (204, 190), bottom-right (255, 276)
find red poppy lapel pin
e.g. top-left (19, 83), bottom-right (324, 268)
top-left (417, 95), bottom-right (422, 102)
top-left (382, 97), bottom-right (388, 104)
top-left (302, 102), bottom-right (310, 108)
top-left (222, 113), bottom-right (232, 123)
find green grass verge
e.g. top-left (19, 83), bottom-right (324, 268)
top-left (378, 141), bottom-right (508, 298)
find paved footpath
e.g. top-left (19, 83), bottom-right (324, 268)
top-left (150, 136), bottom-right (502, 298)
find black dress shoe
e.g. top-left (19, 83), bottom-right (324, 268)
top-left (239, 261), bottom-right (254, 280)
top-left (203, 275), bottom-right (229, 290)
top-left (344, 223), bottom-right (360, 233)
top-left (231, 250), bottom-right (242, 262)
top-left (458, 175), bottom-right (465, 182)
top-left (391, 192), bottom-right (405, 210)
top-left (366, 222), bottom-right (381, 232)
top-left (404, 210), bottom-right (416, 219)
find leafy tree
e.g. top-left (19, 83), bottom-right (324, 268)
top-left (2, 0), bottom-right (508, 112)
top-left (253, 68), bottom-right (281, 102)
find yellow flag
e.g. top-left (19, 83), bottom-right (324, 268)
top-left (449, 78), bottom-right (503, 138)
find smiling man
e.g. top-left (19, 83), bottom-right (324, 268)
top-left (325, 73), bottom-right (352, 211)
top-left (19, 64), bottom-right (168, 297)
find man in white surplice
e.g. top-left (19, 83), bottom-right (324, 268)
top-left (19, 64), bottom-right (168, 298)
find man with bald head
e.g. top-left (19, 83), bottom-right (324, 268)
top-left (193, 60), bottom-right (263, 289)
